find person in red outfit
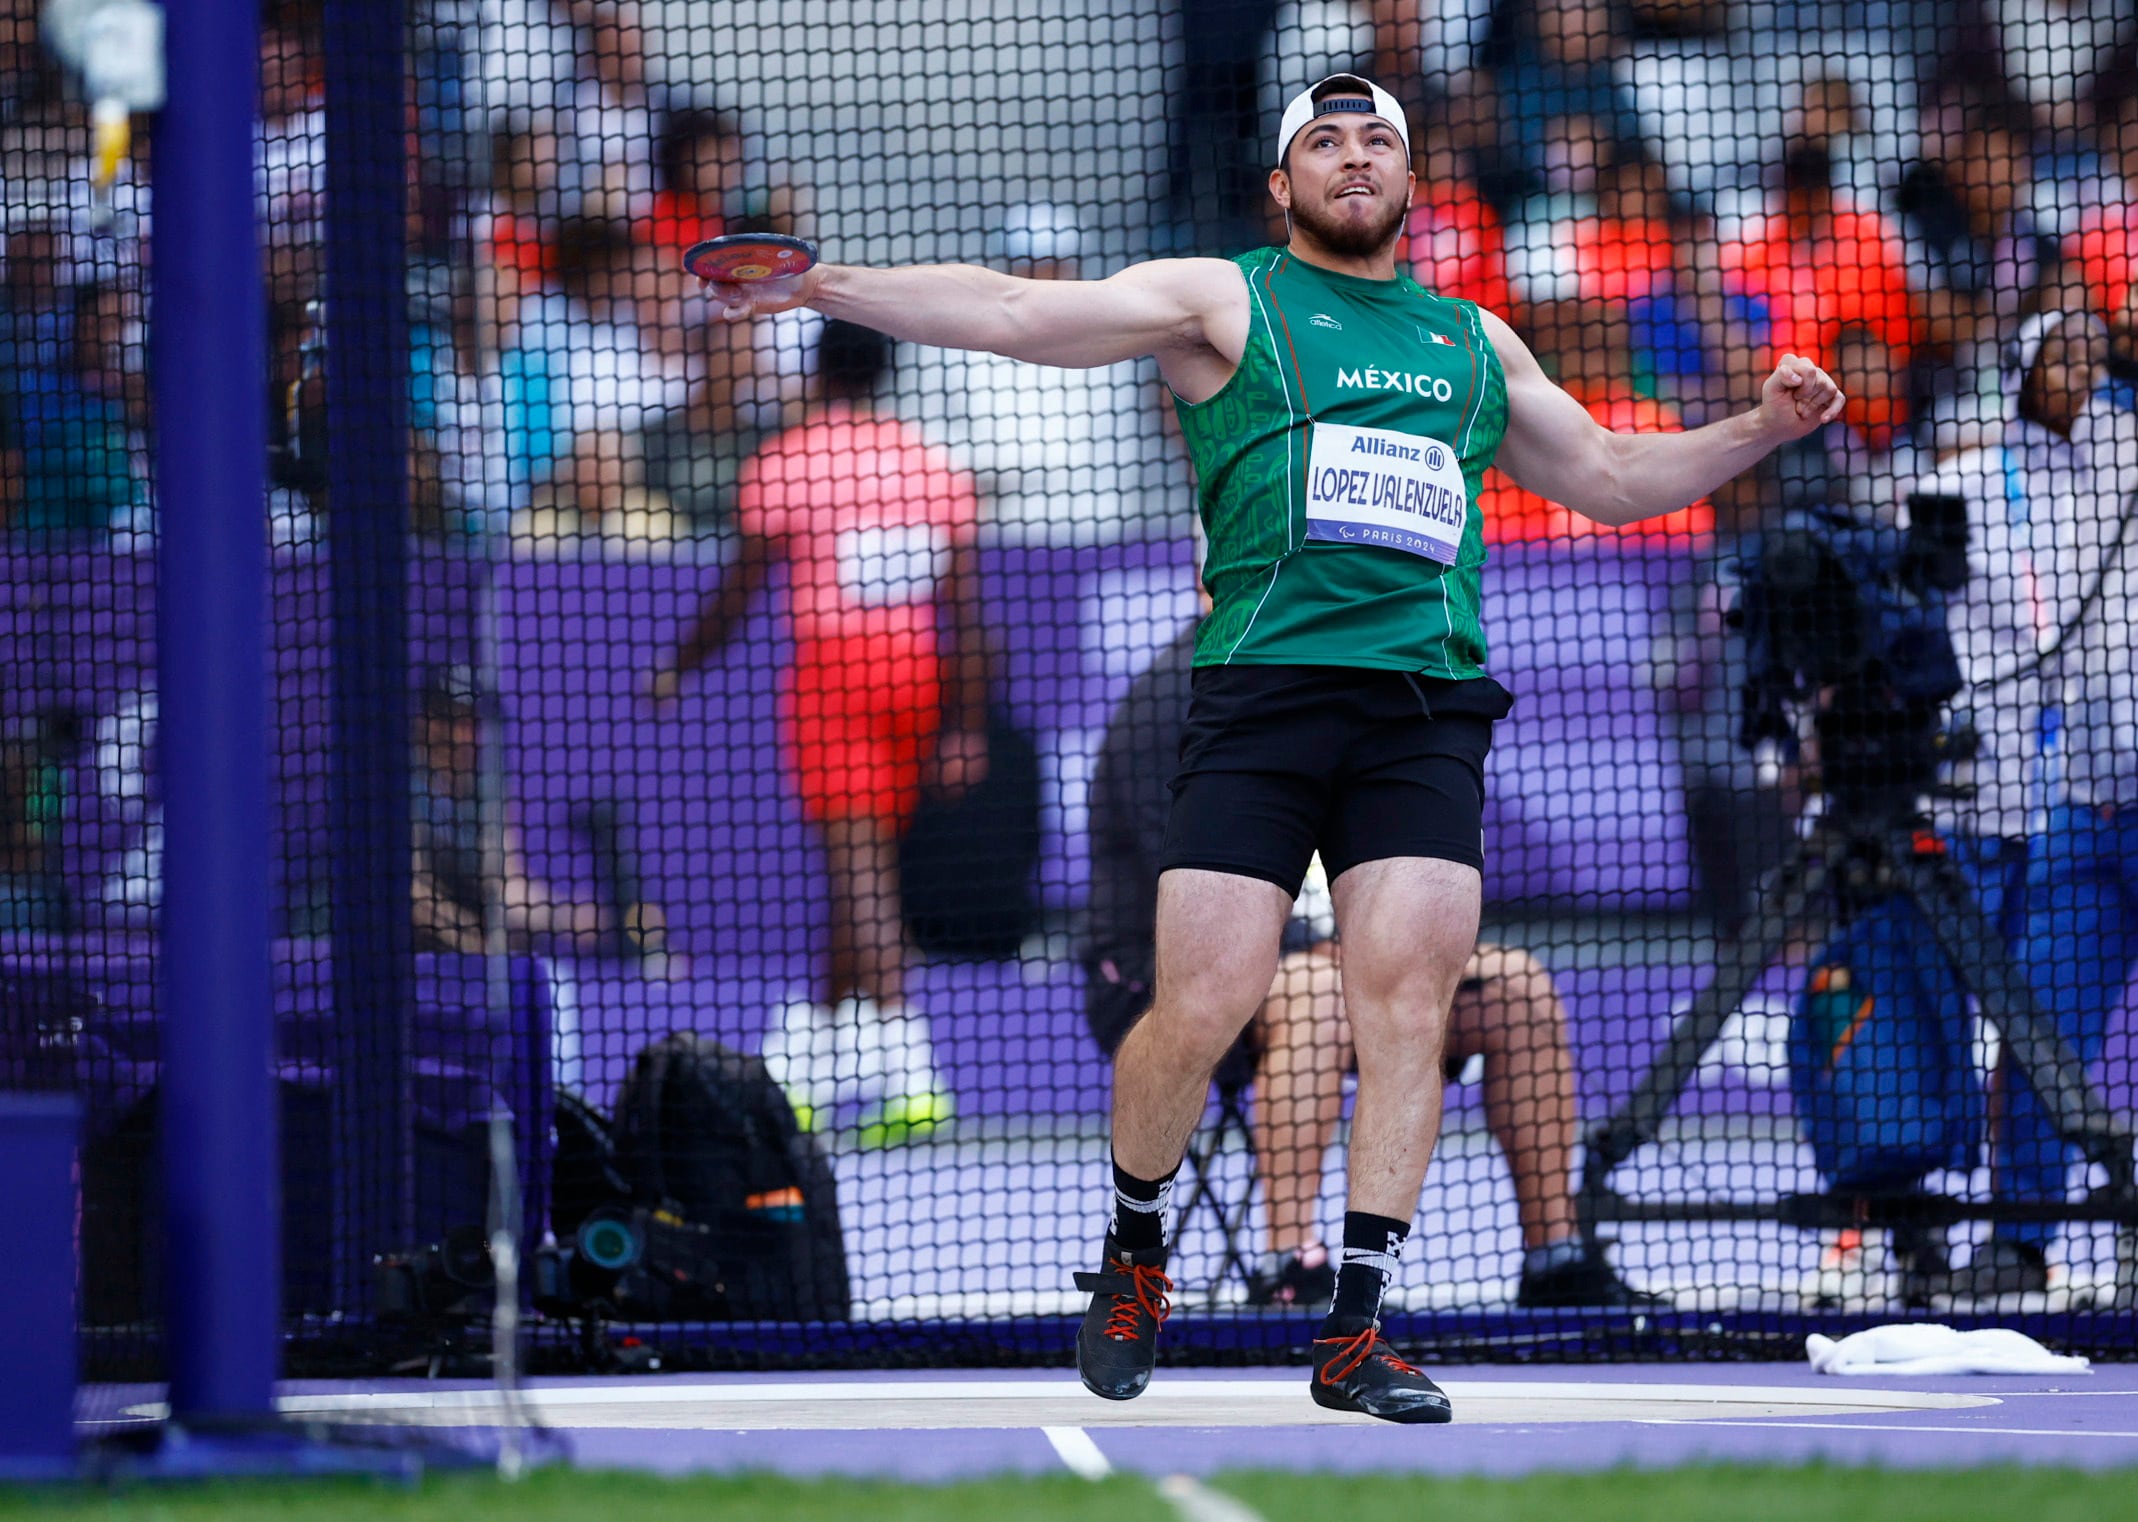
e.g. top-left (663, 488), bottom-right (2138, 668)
top-left (1721, 143), bottom-right (1921, 376)
top-left (1477, 300), bottom-right (1712, 542)
top-left (1403, 112), bottom-right (1517, 319)
top-left (652, 320), bottom-right (986, 1144)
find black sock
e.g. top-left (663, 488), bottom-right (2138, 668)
top-left (1325, 1211), bottom-right (1408, 1330)
top-left (1108, 1154), bottom-right (1177, 1254)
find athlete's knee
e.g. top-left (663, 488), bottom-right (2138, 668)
top-left (1144, 962), bottom-right (1268, 1060)
top-left (1341, 937), bottom-right (1464, 1024)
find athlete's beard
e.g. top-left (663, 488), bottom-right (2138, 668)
top-left (1288, 185), bottom-right (1406, 259)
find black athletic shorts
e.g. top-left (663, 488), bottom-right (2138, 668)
top-left (1158, 664), bottom-right (1512, 897)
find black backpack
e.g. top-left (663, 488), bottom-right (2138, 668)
top-left (608, 1034), bottom-right (851, 1321)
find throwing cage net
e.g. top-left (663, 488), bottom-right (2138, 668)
top-left (4, 0), bottom-right (2135, 1408)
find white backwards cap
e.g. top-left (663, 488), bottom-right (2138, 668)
top-left (1275, 73), bottom-right (1408, 170)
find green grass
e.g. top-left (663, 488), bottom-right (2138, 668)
top-left (1, 1464), bottom-right (2128, 1522)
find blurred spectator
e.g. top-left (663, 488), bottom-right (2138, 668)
top-left (1475, 300), bottom-right (1712, 541)
top-left (0, 409), bottom-right (18, 526)
top-left (2068, 92), bottom-right (2138, 332)
top-left (1486, 0), bottom-right (1645, 195)
top-left (1623, 0), bottom-right (1728, 40)
top-left (266, 294), bottom-right (324, 491)
top-left (1507, 117), bottom-right (1719, 401)
top-left (1986, 0), bottom-right (2135, 139)
top-left (651, 321), bottom-right (984, 1144)
top-left (2107, 276), bottom-right (2138, 411)
top-left (1985, 308), bottom-right (2138, 1296)
top-left (0, 0), bottom-right (50, 130)
top-left (7, 274), bottom-right (146, 537)
top-left (638, 293), bottom-right (783, 540)
top-left (553, 0), bottom-right (666, 222)
top-left (499, 217), bottom-right (699, 502)
top-left (1798, 309), bottom-right (2132, 1303)
top-left (412, 664), bottom-right (675, 1093)
top-left (1721, 144), bottom-right (1921, 380)
top-left (258, 16), bottom-right (325, 304)
top-left (1570, 137), bottom-right (1677, 307)
top-left (514, 426), bottom-right (681, 553)
top-left (1895, 89), bottom-right (2061, 445)
top-left (940, 203), bottom-right (1177, 545)
top-left (482, 108), bottom-right (570, 299)
top-left (640, 107), bottom-right (743, 259)
top-left (1403, 100), bottom-right (1516, 317)
top-left (1, 24), bottom-right (147, 239)
top-left (0, 705), bottom-right (81, 932)
top-left (1774, 66), bottom-right (1894, 208)
top-left (1920, 313), bottom-right (2113, 855)
top-left (1553, 133), bottom-right (1746, 405)
top-left (411, 663), bottom-right (668, 967)
top-left (1784, 68), bottom-right (1866, 159)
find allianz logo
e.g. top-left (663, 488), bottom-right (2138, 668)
top-left (1309, 313), bottom-right (1344, 330)
top-left (1336, 366), bottom-right (1456, 402)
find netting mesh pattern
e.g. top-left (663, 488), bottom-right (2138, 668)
top-left (5, 0), bottom-right (2137, 1379)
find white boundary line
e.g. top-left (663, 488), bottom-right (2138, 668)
top-left (249, 1379), bottom-right (1997, 1417)
top-left (119, 1379), bottom-right (2004, 1429)
top-left (1156, 1474), bottom-right (1272, 1522)
top-left (1041, 1425), bottom-right (1113, 1480)
top-left (1041, 1427), bottom-right (1274, 1522)
top-left (1638, 1419), bottom-right (2138, 1439)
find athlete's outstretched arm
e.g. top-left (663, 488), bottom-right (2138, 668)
top-left (701, 259), bottom-right (1247, 379)
top-left (1483, 310), bottom-right (1843, 527)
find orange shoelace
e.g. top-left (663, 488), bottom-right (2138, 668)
top-left (1315, 1326), bottom-right (1420, 1385)
top-left (1102, 1260), bottom-right (1173, 1341)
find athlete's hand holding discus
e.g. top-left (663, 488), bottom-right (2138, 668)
top-left (700, 261), bottom-right (821, 320)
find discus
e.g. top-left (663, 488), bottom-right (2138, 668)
top-left (682, 231), bottom-right (819, 284)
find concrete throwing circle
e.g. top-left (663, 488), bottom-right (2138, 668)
top-left (269, 1378), bottom-right (1999, 1429)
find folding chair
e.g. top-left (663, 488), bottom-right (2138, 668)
top-left (1170, 1034), bottom-right (1262, 1299)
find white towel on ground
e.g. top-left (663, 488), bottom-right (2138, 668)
top-left (1807, 1323), bottom-right (2093, 1377)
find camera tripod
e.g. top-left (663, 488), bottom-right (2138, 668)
top-left (1580, 787), bottom-right (2138, 1304)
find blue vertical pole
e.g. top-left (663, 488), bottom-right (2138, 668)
top-left (155, 0), bottom-right (277, 1423)
top-left (0, 1096), bottom-right (79, 1474)
top-left (323, 0), bottom-right (414, 1303)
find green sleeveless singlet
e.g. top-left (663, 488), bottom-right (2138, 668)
top-left (1175, 247), bottom-right (1510, 675)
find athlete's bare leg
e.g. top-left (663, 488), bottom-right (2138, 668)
top-left (1330, 856), bottom-right (1480, 1222)
top-left (1253, 939), bottom-right (1581, 1255)
top-left (1445, 943), bottom-right (1579, 1250)
top-left (1254, 947), bottom-right (1349, 1253)
top-left (1112, 867), bottom-right (1293, 1183)
top-left (819, 814), bottom-right (907, 1008)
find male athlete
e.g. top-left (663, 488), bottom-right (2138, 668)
top-left (703, 74), bottom-right (1843, 1422)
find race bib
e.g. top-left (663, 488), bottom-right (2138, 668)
top-left (1303, 422), bottom-right (1468, 564)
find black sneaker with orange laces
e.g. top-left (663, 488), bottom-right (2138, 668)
top-left (1309, 1317), bottom-right (1453, 1424)
top-left (1073, 1236), bottom-right (1172, 1400)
